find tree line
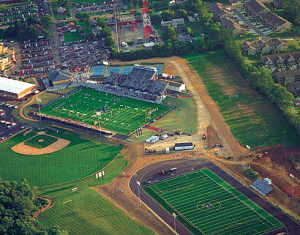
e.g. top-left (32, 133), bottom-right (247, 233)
top-left (112, 0), bottom-right (300, 139)
top-left (0, 178), bottom-right (68, 235)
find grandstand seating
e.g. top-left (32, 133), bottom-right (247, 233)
top-left (102, 65), bottom-right (168, 102)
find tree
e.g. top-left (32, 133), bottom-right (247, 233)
top-left (162, 25), bottom-right (177, 43)
top-left (27, 16), bottom-right (40, 26)
top-left (104, 36), bottom-right (114, 47)
top-left (177, 9), bottom-right (188, 19)
top-left (100, 27), bottom-right (111, 38)
top-left (161, 10), bottom-right (176, 21)
top-left (75, 12), bottom-right (90, 22)
top-left (96, 17), bottom-right (107, 28)
top-left (41, 16), bottom-right (53, 29)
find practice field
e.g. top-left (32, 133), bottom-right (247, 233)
top-left (0, 128), bottom-right (123, 186)
top-left (143, 168), bottom-right (284, 235)
top-left (24, 134), bottom-right (58, 149)
top-left (39, 87), bottom-right (171, 135)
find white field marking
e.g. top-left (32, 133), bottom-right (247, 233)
top-left (149, 184), bottom-right (206, 235)
top-left (63, 200), bottom-right (72, 204)
top-left (202, 170), bottom-right (275, 228)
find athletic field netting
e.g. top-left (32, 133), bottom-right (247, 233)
top-left (143, 168), bottom-right (284, 235)
top-left (40, 87), bottom-right (171, 135)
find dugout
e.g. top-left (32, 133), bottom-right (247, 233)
top-left (174, 142), bottom-right (194, 151)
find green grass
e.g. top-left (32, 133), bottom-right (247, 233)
top-left (64, 31), bottom-right (82, 43)
top-left (0, 128), bottom-right (123, 186)
top-left (39, 87), bottom-right (172, 136)
top-left (24, 134), bottom-right (58, 149)
top-left (37, 154), bottom-right (155, 235)
top-left (182, 51), bottom-right (299, 147)
top-left (143, 168), bottom-right (284, 235)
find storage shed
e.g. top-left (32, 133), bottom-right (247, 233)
top-left (175, 142), bottom-right (194, 151)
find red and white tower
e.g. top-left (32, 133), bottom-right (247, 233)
top-left (130, 0), bottom-right (137, 32)
top-left (142, 0), bottom-right (152, 40)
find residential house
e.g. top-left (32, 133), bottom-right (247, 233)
top-left (57, 7), bottom-right (65, 14)
top-left (260, 12), bottom-right (292, 32)
top-left (273, 67), bottom-right (300, 85)
top-left (220, 17), bottom-right (247, 36)
top-left (161, 18), bottom-right (184, 27)
top-left (209, 3), bottom-right (233, 21)
top-left (67, 22), bottom-right (76, 32)
top-left (242, 38), bottom-right (286, 55)
top-left (272, 55), bottom-right (285, 68)
top-left (243, 0), bottom-right (270, 18)
top-left (288, 83), bottom-right (300, 96)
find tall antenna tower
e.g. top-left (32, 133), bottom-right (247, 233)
top-left (130, 0), bottom-right (137, 32)
top-left (142, 0), bottom-right (152, 41)
top-left (113, 0), bottom-right (120, 52)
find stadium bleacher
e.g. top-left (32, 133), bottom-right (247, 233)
top-left (101, 65), bottom-right (168, 102)
top-left (251, 179), bottom-right (273, 196)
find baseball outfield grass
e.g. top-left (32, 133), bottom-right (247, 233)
top-left (182, 51), bottom-right (299, 147)
top-left (0, 128), bottom-right (123, 186)
top-left (143, 168), bottom-right (284, 235)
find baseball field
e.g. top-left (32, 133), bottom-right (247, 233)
top-left (39, 87), bottom-right (172, 136)
top-left (0, 128), bottom-right (123, 186)
top-left (143, 168), bottom-right (284, 235)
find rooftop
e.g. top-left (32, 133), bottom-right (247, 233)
top-left (0, 77), bottom-right (35, 94)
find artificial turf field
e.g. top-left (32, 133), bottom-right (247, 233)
top-left (40, 87), bottom-right (171, 135)
top-left (143, 168), bottom-right (284, 235)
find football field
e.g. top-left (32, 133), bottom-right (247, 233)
top-left (143, 168), bottom-right (284, 235)
top-left (40, 87), bottom-right (171, 135)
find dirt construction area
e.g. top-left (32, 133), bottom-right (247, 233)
top-left (94, 56), bottom-right (300, 234)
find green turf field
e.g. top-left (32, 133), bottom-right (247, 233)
top-left (0, 128), bottom-right (123, 186)
top-left (24, 134), bottom-right (58, 149)
top-left (39, 87), bottom-right (172, 136)
top-left (143, 168), bottom-right (284, 235)
top-left (182, 51), bottom-right (299, 147)
top-left (38, 154), bottom-right (155, 235)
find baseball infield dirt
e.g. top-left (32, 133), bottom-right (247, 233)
top-left (11, 135), bottom-right (70, 155)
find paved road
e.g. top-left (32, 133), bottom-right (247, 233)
top-left (130, 159), bottom-right (300, 235)
top-left (232, 8), bottom-right (267, 38)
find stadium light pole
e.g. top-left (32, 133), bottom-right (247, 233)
top-left (173, 212), bottom-right (177, 234)
top-left (137, 181), bottom-right (141, 206)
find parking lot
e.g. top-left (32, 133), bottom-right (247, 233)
top-left (0, 102), bottom-right (29, 142)
top-left (73, 1), bottom-right (125, 15)
top-left (0, 1), bottom-right (38, 26)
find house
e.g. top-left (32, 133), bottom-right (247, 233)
top-left (187, 16), bottom-right (196, 23)
top-left (161, 18), bottom-right (184, 27)
top-left (57, 7), bottom-right (65, 14)
top-left (92, 26), bottom-right (102, 36)
top-left (260, 12), bottom-right (292, 32)
top-left (273, 67), bottom-right (300, 85)
top-left (209, 3), bottom-right (233, 21)
top-left (0, 57), bottom-right (11, 71)
top-left (243, 0), bottom-right (270, 18)
top-left (220, 17), bottom-right (247, 36)
top-left (89, 18), bottom-right (97, 26)
top-left (288, 83), bottom-right (300, 96)
top-left (242, 38), bottom-right (287, 55)
top-left (67, 22), bottom-right (76, 32)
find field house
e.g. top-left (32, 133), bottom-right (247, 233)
top-left (39, 87), bottom-right (172, 136)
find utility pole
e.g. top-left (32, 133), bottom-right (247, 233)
top-left (137, 181), bottom-right (141, 206)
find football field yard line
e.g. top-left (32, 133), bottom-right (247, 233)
top-left (201, 169), bottom-right (275, 228)
top-left (144, 168), bottom-right (284, 235)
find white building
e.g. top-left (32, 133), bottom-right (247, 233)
top-left (168, 81), bottom-right (186, 92)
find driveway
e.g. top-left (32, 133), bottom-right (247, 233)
top-left (232, 8), bottom-right (268, 38)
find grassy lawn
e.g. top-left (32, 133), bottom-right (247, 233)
top-left (143, 168), bottom-right (284, 235)
top-left (24, 134), bottom-right (58, 149)
top-left (40, 87), bottom-right (171, 136)
top-left (182, 51), bottom-right (299, 147)
top-left (126, 95), bottom-right (197, 142)
top-left (50, 0), bottom-right (71, 20)
top-left (64, 31), bottom-right (82, 43)
top-left (37, 154), bottom-right (154, 235)
top-left (0, 128), bottom-right (123, 186)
